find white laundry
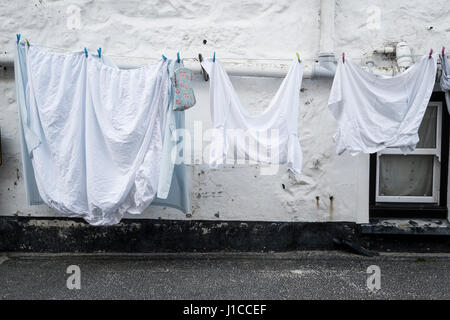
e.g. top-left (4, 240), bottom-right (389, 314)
top-left (26, 45), bottom-right (169, 225)
top-left (328, 55), bottom-right (437, 156)
top-left (440, 53), bottom-right (450, 114)
top-left (201, 59), bottom-right (304, 176)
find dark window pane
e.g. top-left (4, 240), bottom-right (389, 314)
top-left (417, 106), bottom-right (437, 149)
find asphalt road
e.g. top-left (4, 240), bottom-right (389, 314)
top-left (0, 252), bottom-right (449, 300)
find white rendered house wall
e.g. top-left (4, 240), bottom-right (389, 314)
top-left (0, 0), bottom-right (449, 223)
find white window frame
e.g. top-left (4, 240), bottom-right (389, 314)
top-left (375, 102), bottom-right (442, 203)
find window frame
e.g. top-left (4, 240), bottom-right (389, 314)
top-left (375, 102), bottom-right (442, 204)
top-left (369, 92), bottom-right (449, 220)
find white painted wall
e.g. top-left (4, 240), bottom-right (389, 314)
top-left (0, 0), bottom-right (449, 223)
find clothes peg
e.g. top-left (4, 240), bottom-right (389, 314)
top-left (177, 52), bottom-right (180, 63)
top-left (296, 52), bottom-right (301, 63)
top-left (429, 49), bottom-right (433, 59)
top-left (25, 39), bottom-right (30, 47)
top-left (198, 53), bottom-right (209, 82)
top-left (342, 52), bottom-right (345, 64)
top-left (84, 48), bottom-right (88, 58)
top-left (442, 46), bottom-right (446, 57)
top-left (213, 52), bottom-right (216, 63)
top-left (16, 34), bottom-right (21, 44)
top-left (97, 48), bottom-right (102, 58)
top-left (162, 54), bottom-right (167, 61)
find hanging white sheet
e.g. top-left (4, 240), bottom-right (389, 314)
top-left (26, 45), bottom-right (169, 225)
top-left (328, 55), bottom-right (438, 155)
top-left (201, 59), bottom-right (304, 176)
top-left (440, 53), bottom-right (450, 114)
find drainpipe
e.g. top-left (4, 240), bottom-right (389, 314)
top-left (0, 53), bottom-right (313, 78)
top-left (312, 0), bottom-right (337, 79)
top-left (373, 42), bottom-right (413, 74)
top-left (395, 41), bottom-right (413, 70)
top-left (373, 46), bottom-right (395, 55)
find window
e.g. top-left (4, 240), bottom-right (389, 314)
top-left (370, 92), bottom-right (449, 219)
top-left (376, 103), bottom-right (442, 203)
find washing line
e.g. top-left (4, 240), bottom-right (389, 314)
top-left (0, 39), bottom-right (447, 78)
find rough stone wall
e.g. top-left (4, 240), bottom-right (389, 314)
top-left (0, 0), bottom-right (449, 223)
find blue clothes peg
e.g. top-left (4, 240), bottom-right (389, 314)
top-left (162, 54), bottom-right (167, 61)
top-left (213, 52), bottom-right (216, 62)
top-left (84, 48), bottom-right (88, 58)
top-left (97, 48), bottom-right (102, 58)
top-left (16, 34), bottom-right (21, 44)
top-left (177, 52), bottom-right (180, 63)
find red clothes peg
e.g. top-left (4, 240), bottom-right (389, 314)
top-left (442, 46), bottom-right (446, 56)
top-left (342, 52), bottom-right (345, 64)
top-left (429, 49), bottom-right (433, 59)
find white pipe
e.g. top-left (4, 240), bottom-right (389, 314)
top-left (312, 54), bottom-right (336, 79)
top-left (373, 47), bottom-right (395, 54)
top-left (319, 0), bottom-right (336, 55)
top-left (0, 53), bottom-right (313, 78)
top-left (312, 0), bottom-right (337, 79)
top-left (92, 59), bottom-right (315, 78)
top-left (396, 42), bottom-right (413, 70)
top-left (184, 61), bottom-right (314, 79)
top-left (2, 52), bottom-right (433, 79)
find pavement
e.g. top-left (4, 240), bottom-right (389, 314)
top-left (0, 251), bottom-right (449, 300)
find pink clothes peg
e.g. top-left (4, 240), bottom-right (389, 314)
top-left (429, 49), bottom-right (433, 59)
top-left (342, 52), bottom-right (345, 64)
top-left (442, 46), bottom-right (446, 56)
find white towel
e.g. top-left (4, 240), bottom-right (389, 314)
top-left (26, 45), bottom-right (168, 225)
top-left (328, 55), bottom-right (437, 155)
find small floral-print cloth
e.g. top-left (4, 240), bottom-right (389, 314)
top-left (173, 67), bottom-right (196, 111)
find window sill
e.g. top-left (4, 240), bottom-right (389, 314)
top-left (370, 204), bottom-right (447, 219)
top-left (362, 218), bottom-right (450, 235)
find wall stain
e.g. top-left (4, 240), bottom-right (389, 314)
top-left (329, 196), bottom-right (334, 221)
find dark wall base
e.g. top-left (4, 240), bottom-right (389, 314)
top-left (1, 217), bottom-right (450, 253)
